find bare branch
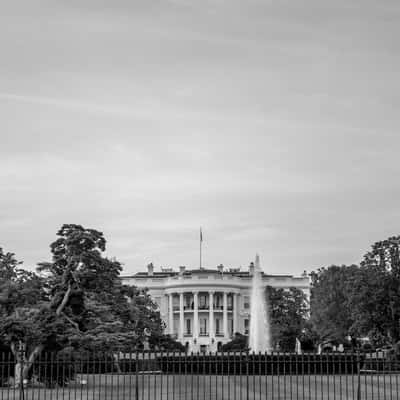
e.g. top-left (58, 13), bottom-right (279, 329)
top-left (62, 312), bottom-right (80, 330)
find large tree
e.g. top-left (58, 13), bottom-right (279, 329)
top-left (0, 248), bottom-right (47, 384)
top-left (349, 236), bottom-right (400, 345)
top-left (310, 265), bottom-right (359, 344)
top-left (309, 237), bottom-right (400, 347)
top-left (0, 224), bottom-right (164, 385)
top-left (268, 287), bottom-right (309, 351)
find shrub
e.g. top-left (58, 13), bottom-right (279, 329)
top-left (222, 333), bottom-right (248, 352)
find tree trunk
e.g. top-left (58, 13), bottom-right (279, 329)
top-left (113, 353), bottom-right (122, 374)
top-left (56, 283), bottom-right (72, 316)
top-left (14, 362), bottom-right (31, 387)
top-left (14, 361), bottom-right (23, 387)
top-left (11, 283), bottom-right (73, 388)
top-left (13, 344), bottom-right (44, 387)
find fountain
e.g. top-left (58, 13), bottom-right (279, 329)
top-left (249, 254), bottom-right (271, 352)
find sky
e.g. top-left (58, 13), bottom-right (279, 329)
top-left (1, 0), bottom-right (400, 276)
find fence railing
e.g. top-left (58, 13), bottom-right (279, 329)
top-left (1, 351), bottom-right (399, 399)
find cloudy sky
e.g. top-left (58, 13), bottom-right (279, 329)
top-left (1, 0), bottom-right (399, 275)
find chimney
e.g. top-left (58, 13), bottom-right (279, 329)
top-left (147, 263), bottom-right (154, 276)
top-left (249, 262), bottom-right (255, 276)
top-left (217, 264), bottom-right (224, 273)
top-left (179, 266), bottom-right (186, 276)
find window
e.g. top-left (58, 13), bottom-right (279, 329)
top-left (214, 294), bottom-right (222, 309)
top-left (228, 318), bottom-right (233, 336)
top-left (227, 294), bottom-right (233, 310)
top-left (199, 294), bottom-right (209, 309)
top-left (174, 318), bottom-right (179, 334)
top-left (200, 318), bottom-right (208, 335)
top-left (244, 296), bottom-right (250, 309)
top-left (215, 318), bottom-right (222, 336)
top-left (185, 318), bottom-right (191, 335)
top-left (184, 294), bottom-right (193, 309)
top-left (244, 319), bottom-right (249, 335)
top-left (173, 296), bottom-right (180, 311)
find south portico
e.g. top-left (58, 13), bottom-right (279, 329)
top-left (166, 288), bottom-right (240, 352)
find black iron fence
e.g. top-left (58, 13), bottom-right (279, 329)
top-left (1, 351), bottom-right (399, 399)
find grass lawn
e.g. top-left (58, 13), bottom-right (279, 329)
top-left (1, 373), bottom-right (399, 400)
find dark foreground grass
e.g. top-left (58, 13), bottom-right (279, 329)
top-left (1, 373), bottom-right (399, 400)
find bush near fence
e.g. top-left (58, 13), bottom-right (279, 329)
top-left (79, 353), bottom-right (162, 374)
top-left (155, 353), bottom-right (362, 375)
top-left (111, 352), bottom-right (400, 375)
top-left (67, 352), bottom-right (364, 375)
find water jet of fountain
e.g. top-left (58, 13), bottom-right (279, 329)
top-left (249, 254), bottom-right (271, 352)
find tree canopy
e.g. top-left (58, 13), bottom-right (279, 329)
top-left (0, 224), bottom-right (165, 384)
top-left (349, 236), bottom-right (400, 345)
top-left (268, 286), bottom-right (309, 351)
top-left (310, 236), bottom-right (400, 347)
top-left (310, 265), bottom-right (359, 344)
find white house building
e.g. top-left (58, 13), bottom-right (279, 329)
top-left (122, 261), bottom-right (310, 353)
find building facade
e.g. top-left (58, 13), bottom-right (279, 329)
top-left (122, 262), bottom-right (310, 353)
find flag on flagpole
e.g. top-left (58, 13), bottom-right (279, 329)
top-left (200, 227), bottom-right (203, 243)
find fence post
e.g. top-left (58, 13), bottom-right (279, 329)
top-left (246, 351), bottom-right (249, 400)
top-left (135, 350), bottom-right (139, 400)
top-left (18, 342), bottom-right (25, 400)
top-left (356, 351), bottom-right (361, 400)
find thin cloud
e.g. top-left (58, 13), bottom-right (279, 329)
top-left (0, 0), bottom-right (399, 275)
top-left (0, 92), bottom-right (144, 117)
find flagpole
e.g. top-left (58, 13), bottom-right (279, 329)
top-left (200, 227), bottom-right (202, 269)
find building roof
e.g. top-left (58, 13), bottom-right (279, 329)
top-left (121, 266), bottom-right (306, 280)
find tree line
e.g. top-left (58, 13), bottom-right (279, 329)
top-left (2, 223), bottom-right (400, 366)
top-left (310, 236), bottom-right (400, 349)
top-left (225, 235), bottom-right (400, 352)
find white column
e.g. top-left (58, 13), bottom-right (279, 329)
top-left (209, 291), bottom-right (214, 338)
top-left (179, 292), bottom-right (184, 340)
top-left (223, 292), bottom-right (228, 338)
top-left (193, 291), bottom-right (199, 339)
top-left (169, 294), bottom-right (174, 335)
top-left (233, 293), bottom-right (238, 334)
